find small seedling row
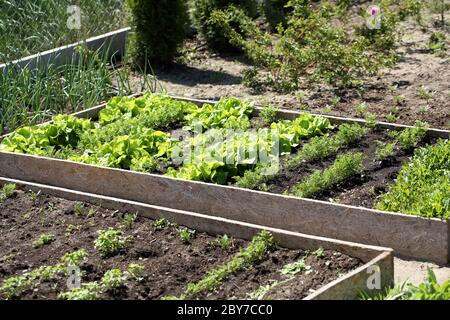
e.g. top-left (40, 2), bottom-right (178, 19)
top-left (0, 182), bottom-right (393, 300)
top-left (0, 94), bottom-right (448, 262)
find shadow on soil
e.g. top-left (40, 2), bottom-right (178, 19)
top-left (155, 63), bottom-right (242, 87)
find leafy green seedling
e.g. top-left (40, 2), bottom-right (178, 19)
top-left (33, 234), bottom-right (55, 248)
top-left (61, 249), bottom-right (88, 266)
top-left (179, 228), bottom-right (196, 244)
top-left (94, 228), bottom-right (129, 257)
top-left (126, 263), bottom-right (145, 282)
top-left (216, 234), bottom-right (234, 250)
top-left (101, 269), bottom-right (124, 290)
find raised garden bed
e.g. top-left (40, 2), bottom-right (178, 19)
top-left (0, 181), bottom-right (393, 300)
top-left (0, 28), bottom-right (130, 74)
top-left (0, 94), bottom-right (448, 263)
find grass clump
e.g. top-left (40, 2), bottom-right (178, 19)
top-left (171, 230), bottom-right (274, 299)
top-left (376, 139), bottom-right (450, 219)
top-left (362, 268), bottom-right (450, 300)
top-left (0, 184), bottom-right (16, 203)
top-left (291, 152), bottom-right (365, 198)
top-left (94, 228), bottom-right (129, 257)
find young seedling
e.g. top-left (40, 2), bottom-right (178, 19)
top-left (121, 213), bottom-right (137, 230)
top-left (365, 113), bottom-right (378, 129)
top-left (101, 269), bottom-right (125, 291)
top-left (73, 202), bottom-right (84, 216)
top-left (375, 141), bottom-right (396, 160)
top-left (0, 184), bottom-right (16, 203)
top-left (33, 233), bottom-right (55, 248)
top-left (94, 228), bottom-right (129, 257)
top-left (126, 263), bottom-right (145, 282)
top-left (355, 102), bottom-right (368, 116)
top-left (417, 86), bottom-right (434, 101)
top-left (216, 234), bottom-right (234, 250)
top-left (173, 231), bottom-right (274, 300)
top-left (179, 228), bottom-right (196, 244)
top-left (61, 249), bottom-right (88, 267)
top-left (313, 247), bottom-right (325, 258)
top-left (281, 259), bottom-right (311, 276)
top-left (58, 282), bottom-right (101, 300)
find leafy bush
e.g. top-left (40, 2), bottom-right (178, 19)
top-left (260, 0), bottom-right (291, 30)
top-left (376, 139), bottom-right (450, 219)
top-left (94, 228), bottom-right (129, 257)
top-left (126, 0), bottom-right (189, 65)
top-left (292, 152), bottom-right (365, 198)
top-left (210, 0), bottom-right (397, 92)
top-left (190, 0), bottom-right (258, 51)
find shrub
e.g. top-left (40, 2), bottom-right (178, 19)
top-left (126, 0), bottom-right (189, 66)
top-left (191, 0), bottom-right (258, 51)
top-left (260, 0), bottom-right (291, 30)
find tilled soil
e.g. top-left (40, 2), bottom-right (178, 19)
top-left (0, 189), bottom-right (362, 300)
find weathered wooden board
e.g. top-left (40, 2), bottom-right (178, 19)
top-left (0, 151), bottom-right (447, 263)
top-left (0, 28), bottom-right (130, 74)
top-left (0, 177), bottom-right (394, 300)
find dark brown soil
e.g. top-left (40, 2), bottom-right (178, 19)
top-left (199, 249), bottom-right (361, 300)
top-left (0, 189), bottom-right (362, 300)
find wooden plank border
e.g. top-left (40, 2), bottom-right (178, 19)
top-left (0, 95), bottom-right (448, 263)
top-left (0, 28), bottom-right (131, 74)
top-left (0, 177), bottom-right (394, 300)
